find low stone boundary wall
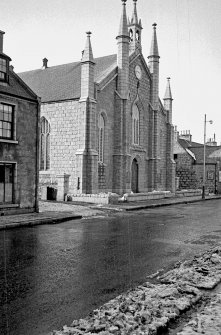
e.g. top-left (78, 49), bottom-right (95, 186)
top-left (67, 189), bottom-right (205, 204)
top-left (67, 193), bottom-right (119, 204)
top-left (123, 191), bottom-right (173, 202)
top-left (176, 189), bottom-right (204, 197)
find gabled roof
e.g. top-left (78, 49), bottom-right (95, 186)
top-left (0, 68), bottom-right (38, 101)
top-left (209, 148), bottom-right (221, 159)
top-left (190, 145), bottom-right (221, 163)
top-left (18, 54), bottom-right (117, 103)
top-left (178, 138), bottom-right (203, 149)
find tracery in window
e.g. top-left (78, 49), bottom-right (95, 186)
top-left (132, 104), bottom-right (139, 145)
top-left (98, 114), bottom-right (105, 163)
top-left (40, 117), bottom-right (50, 170)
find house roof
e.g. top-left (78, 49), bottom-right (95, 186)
top-left (178, 137), bottom-right (221, 163)
top-left (190, 146), bottom-right (221, 163)
top-left (18, 54), bottom-right (117, 103)
top-left (178, 138), bottom-right (203, 149)
top-left (209, 148), bottom-right (221, 159)
top-left (0, 68), bottom-right (38, 101)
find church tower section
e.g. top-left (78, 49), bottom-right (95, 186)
top-left (163, 77), bottom-right (173, 124)
top-left (148, 23), bottom-right (161, 190)
top-left (128, 0), bottom-right (142, 53)
top-left (113, 0), bottom-right (130, 194)
top-left (76, 32), bottom-right (98, 194)
top-left (164, 78), bottom-right (176, 192)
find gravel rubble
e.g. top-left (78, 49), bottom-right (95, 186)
top-left (52, 247), bottom-right (221, 335)
top-left (177, 293), bottom-right (221, 334)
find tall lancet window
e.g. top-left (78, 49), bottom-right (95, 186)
top-left (40, 117), bottom-right (51, 170)
top-left (132, 104), bottom-right (139, 145)
top-left (98, 114), bottom-right (105, 163)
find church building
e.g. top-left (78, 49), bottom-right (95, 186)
top-left (19, 0), bottom-right (175, 200)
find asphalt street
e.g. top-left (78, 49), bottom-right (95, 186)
top-left (0, 199), bottom-right (221, 335)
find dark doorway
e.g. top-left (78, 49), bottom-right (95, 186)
top-left (131, 158), bottom-right (139, 193)
top-left (47, 187), bottom-right (57, 200)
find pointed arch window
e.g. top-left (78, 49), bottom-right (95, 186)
top-left (132, 104), bottom-right (139, 145)
top-left (40, 117), bottom-right (50, 170)
top-left (98, 114), bottom-right (105, 163)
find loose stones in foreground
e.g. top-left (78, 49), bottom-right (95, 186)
top-left (177, 293), bottom-right (221, 335)
top-left (52, 247), bottom-right (221, 335)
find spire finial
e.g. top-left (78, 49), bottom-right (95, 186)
top-left (117, 0), bottom-right (129, 37)
top-left (148, 23), bottom-right (159, 57)
top-left (164, 77), bottom-right (173, 100)
top-left (131, 0), bottom-right (138, 24)
top-left (81, 31), bottom-right (94, 63)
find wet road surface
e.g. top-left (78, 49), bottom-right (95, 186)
top-left (0, 200), bottom-right (221, 335)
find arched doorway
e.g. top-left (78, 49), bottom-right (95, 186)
top-left (131, 158), bottom-right (139, 193)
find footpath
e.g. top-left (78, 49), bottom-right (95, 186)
top-left (0, 194), bottom-right (221, 231)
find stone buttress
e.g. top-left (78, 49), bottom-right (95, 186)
top-left (148, 23), bottom-right (161, 190)
top-left (76, 32), bottom-right (98, 194)
top-left (164, 77), bottom-right (176, 192)
top-left (113, 0), bottom-right (130, 194)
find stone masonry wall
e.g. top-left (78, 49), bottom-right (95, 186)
top-left (0, 94), bottom-right (38, 210)
top-left (41, 100), bottom-right (80, 194)
top-left (176, 167), bottom-right (198, 189)
top-left (97, 76), bottom-right (116, 192)
top-left (127, 56), bottom-right (151, 193)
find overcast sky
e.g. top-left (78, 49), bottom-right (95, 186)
top-left (1, 0), bottom-right (221, 144)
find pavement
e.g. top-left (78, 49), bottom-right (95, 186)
top-left (0, 193), bottom-right (221, 230)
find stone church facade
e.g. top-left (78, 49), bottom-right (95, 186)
top-left (19, 0), bottom-right (175, 200)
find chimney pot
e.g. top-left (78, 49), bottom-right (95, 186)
top-left (0, 30), bottom-right (5, 53)
top-left (42, 57), bottom-right (48, 69)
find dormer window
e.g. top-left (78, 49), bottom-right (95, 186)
top-left (0, 56), bottom-right (9, 83)
top-left (0, 58), bottom-right (6, 80)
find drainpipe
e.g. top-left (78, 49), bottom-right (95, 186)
top-left (35, 97), bottom-right (41, 212)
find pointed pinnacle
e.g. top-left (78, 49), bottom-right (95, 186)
top-left (149, 23), bottom-right (159, 57)
top-left (81, 31), bottom-right (94, 63)
top-left (131, 0), bottom-right (138, 25)
top-left (164, 77), bottom-right (173, 100)
top-left (118, 0), bottom-right (129, 37)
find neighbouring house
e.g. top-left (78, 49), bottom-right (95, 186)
top-left (0, 30), bottom-right (40, 215)
top-left (19, 0), bottom-right (175, 202)
top-left (174, 129), bottom-right (221, 194)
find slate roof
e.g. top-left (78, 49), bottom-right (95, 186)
top-left (18, 54), bottom-right (117, 103)
top-left (178, 138), bottom-right (203, 149)
top-left (0, 69), bottom-right (38, 101)
top-left (190, 146), bottom-right (221, 163)
top-left (178, 138), bottom-right (221, 163)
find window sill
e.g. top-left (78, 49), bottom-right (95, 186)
top-left (0, 139), bottom-right (18, 144)
top-left (39, 170), bottom-right (51, 174)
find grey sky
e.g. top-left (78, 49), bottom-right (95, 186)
top-left (1, 0), bottom-right (221, 143)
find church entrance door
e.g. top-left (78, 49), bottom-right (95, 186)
top-left (131, 159), bottom-right (139, 193)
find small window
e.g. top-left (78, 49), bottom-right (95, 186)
top-left (98, 115), bottom-right (105, 163)
top-left (132, 104), bottom-right (139, 145)
top-left (0, 163), bottom-right (14, 203)
top-left (0, 103), bottom-right (14, 139)
top-left (0, 58), bottom-right (7, 82)
top-left (40, 117), bottom-right (51, 171)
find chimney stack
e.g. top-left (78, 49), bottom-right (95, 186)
top-left (0, 30), bottom-right (5, 53)
top-left (42, 58), bottom-right (48, 69)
